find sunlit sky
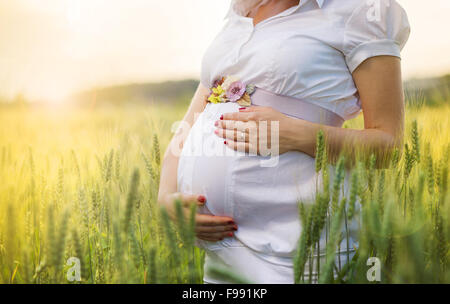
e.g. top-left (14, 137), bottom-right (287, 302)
top-left (1, 0), bottom-right (450, 102)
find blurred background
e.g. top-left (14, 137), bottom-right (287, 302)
top-left (0, 0), bottom-right (449, 107)
top-left (0, 1), bottom-right (449, 285)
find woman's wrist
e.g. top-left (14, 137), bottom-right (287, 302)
top-left (283, 116), bottom-right (320, 156)
top-left (157, 188), bottom-right (174, 206)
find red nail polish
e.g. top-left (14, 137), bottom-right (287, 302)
top-left (220, 115), bottom-right (223, 120)
top-left (228, 232), bottom-right (234, 237)
top-left (227, 220), bottom-right (235, 224)
top-left (239, 107), bottom-right (246, 110)
top-left (232, 225), bottom-right (238, 231)
top-left (198, 195), bottom-right (206, 203)
top-left (214, 121), bottom-right (219, 126)
top-left (224, 141), bottom-right (227, 145)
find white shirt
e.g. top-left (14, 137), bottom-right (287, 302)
top-left (201, 0), bottom-right (411, 120)
top-left (178, 0), bottom-right (410, 263)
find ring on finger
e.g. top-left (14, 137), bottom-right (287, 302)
top-left (238, 131), bottom-right (246, 142)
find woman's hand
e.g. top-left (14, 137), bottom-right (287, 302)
top-left (158, 192), bottom-right (238, 242)
top-left (157, 83), bottom-right (238, 242)
top-left (213, 57), bottom-right (405, 163)
top-left (214, 106), bottom-right (314, 155)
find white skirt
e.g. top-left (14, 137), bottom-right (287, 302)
top-left (203, 239), bottom-right (295, 284)
top-left (202, 237), bottom-right (356, 284)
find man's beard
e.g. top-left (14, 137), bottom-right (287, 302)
top-left (233, 0), bottom-right (271, 16)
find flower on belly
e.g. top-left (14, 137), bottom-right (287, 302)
top-left (207, 75), bottom-right (255, 107)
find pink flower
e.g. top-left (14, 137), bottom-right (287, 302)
top-left (226, 81), bottom-right (246, 102)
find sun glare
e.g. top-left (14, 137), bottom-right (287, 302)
top-left (0, 0), bottom-right (449, 103)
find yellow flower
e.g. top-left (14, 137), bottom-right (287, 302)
top-left (208, 94), bottom-right (223, 104)
top-left (212, 85), bottom-right (225, 96)
top-left (208, 85), bottom-right (227, 104)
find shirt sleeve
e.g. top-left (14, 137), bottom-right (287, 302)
top-left (343, 0), bottom-right (411, 73)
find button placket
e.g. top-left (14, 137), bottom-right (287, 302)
top-left (235, 22), bottom-right (255, 63)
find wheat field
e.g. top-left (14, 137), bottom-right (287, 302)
top-left (0, 101), bottom-right (448, 284)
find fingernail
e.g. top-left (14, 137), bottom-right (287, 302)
top-left (233, 225), bottom-right (238, 231)
top-left (198, 195), bottom-right (206, 203)
top-left (224, 141), bottom-right (228, 145)
top-left (214, 129), bottom-right (219, 135)
top-left (228, 232), bottom-right (234, 237)
top-left (227, 220), bottom-right (235, 224)
top-left (214, 121), bottom-right (219, 126)
top-left (239, 107), bottom-right (246, 110)
top-left (220, 115), bottom-right (223, 120)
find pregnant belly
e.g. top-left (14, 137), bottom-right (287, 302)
top-left (177, 102), bottom-right (240, 216)
top-left (177, 102), bottom-right (318, 255)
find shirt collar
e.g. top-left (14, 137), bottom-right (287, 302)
top-left (226, 0), bottom-right (325, 20)
top-left (316, 0), bottom-right (325, 8)
top-left (273, 0), bottom-right (325, 18)
top-left (293, 0), bottom-right (325, 12)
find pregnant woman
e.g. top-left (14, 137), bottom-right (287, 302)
top-left (158, 0), bottom-right (410, 283)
